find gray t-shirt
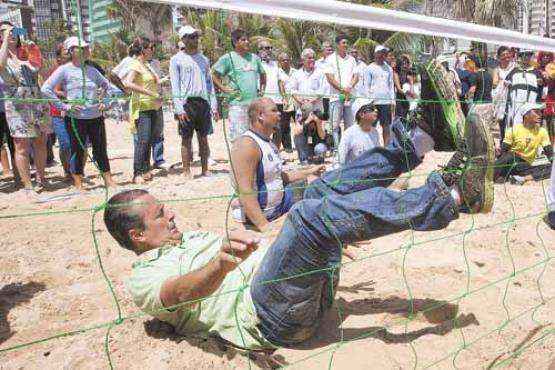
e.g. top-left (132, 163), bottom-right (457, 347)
top-left (338, 124), bottom-right (380, 165)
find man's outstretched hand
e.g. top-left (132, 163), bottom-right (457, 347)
top-left (217, 230), bottom-right (261, 273)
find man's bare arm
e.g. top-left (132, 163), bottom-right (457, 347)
top-left (283, 165), bottom-right (325, 183)
top-left (259, 73), bottom-right (267, 97)
top-left (231, 137), bottom-right (270, 231)
top-left (350, 74), bottom-right (359, 92)
top-left (211, 70), bottom-right (234, 94)
top-left (326, 73), bottom-right (343, 92)
top-left (278, 79), bottom-right (286, 99)
top-left (160, 231), bottom-right (260, 308)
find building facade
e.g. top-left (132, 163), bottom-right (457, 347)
top-left (33, 0), bottom-right (66, 41)
top-left (522, 0), bottom-right (555, 37)
top-left (66, 0), bottom-right (121, 43)
top-left (0, 0), bottom-right (34, 34)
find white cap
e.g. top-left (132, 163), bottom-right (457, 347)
top-left (374, 45), bottom-right (389, 54)
top-left (178, 25), bottom-right (198, 39)
top-left (63, 36), bottom-right (89, 53)
top-left (513, 102), bottom-right (544, 125)
top-left (520, 102), bottom-right (544, 117)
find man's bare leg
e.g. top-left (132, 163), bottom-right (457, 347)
top-left (181, 136), bottom-right (194, 179)
top-left (198, 135), bottom-right (210, 176)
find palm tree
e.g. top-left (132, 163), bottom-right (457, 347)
top-left (423, 0), bottom-right (519, 29)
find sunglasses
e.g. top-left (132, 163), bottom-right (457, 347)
top-left (261, 46), bottom-right (273, 50)
top-left (186, 34), bottom-right (199, 39)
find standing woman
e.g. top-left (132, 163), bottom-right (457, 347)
top-left (122, 38), bottom-right (163, 184)
top-left (46, 43), bottom-right (72, 180)
top-left (0, 22), bottom-right (50, 194)
top-left (41, 36), bottom-right (122, 190)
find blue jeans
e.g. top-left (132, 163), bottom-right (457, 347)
top-left (329, 100), bottom-right (355, 149)
top-left (151, 108), bottom-right (165, 167)
top-left (251, 120), bottom-right (459, 347)
top-left (133, 110), bottom-right (163, 176)
top-left (52, 116), bottom-right (71, 174)
top-left (52, 116), bottom-right (71, 151)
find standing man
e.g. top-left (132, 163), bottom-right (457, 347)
top-left (276, 52), bottom-right (296, 152)
top-left (170, 26), bottom-right (218, 179)
top-left (366, 45), bottom-right (395, 145)
top-left (212, 29), bottom-right (266, 142)
top-left (257, 41), bottom-right (287, 150)
top-left (504, 50), bottom-right (542, 135)
top-left (315, 41), bottom-right (334, 121)
top-left (289, 48), bottom-right (323, 111)
top-left (350, 46), bottom-right (368, 102)
top-left (324, 34), bottom-right (359, 150)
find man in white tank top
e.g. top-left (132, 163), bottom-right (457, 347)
top-left (231, 98), bottom-right (325, 231)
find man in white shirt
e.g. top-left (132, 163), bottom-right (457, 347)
top-left (324, 34), bottom-right (359, 150)
top-left (366, 45), bottom-right (395, 145)
top-left (338, 99), bottom-right (380, 165)
top-left (258, 41), bottom-right (289, 150)
top-left (315, 41), bottom-right (334, 121)
top-left (275, 52), bottom-right (296, 152)
top-left (350, 46), bottom-right (369, 101)
top-left (170, 26), bottom-right (218, 178)
top-left (258, 41), bottom-right (284, 107)
top-left (289, 48), bottom-right (323, 111)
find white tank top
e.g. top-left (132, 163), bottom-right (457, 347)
top-left (233, 130), bottom-right (285, 222)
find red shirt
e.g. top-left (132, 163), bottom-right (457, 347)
top-left (46, 65), bottom-right (62, 117)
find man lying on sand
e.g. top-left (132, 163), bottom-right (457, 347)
top-left (103, 95), bottom-right (495, 350)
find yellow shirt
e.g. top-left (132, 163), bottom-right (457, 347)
top-left (128, 59), bottom-right (161, 131)
top-left (503, 123), bottom-right (550, 164)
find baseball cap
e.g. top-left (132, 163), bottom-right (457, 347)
top-left (63, 36), bottom-right (89, 53)
top-left (178, 25), bottom-right (198, 39)
top-left (520, 102), bottom-right (544, 117)
top-left (375, 45), bottom-right (389, 54)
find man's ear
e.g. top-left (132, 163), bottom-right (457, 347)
top-left (129, 228), bottom-right (145, 245)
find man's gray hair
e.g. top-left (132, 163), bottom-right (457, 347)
top-left (301, 48), bottom-right (315, 60)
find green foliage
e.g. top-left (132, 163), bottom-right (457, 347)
top-left (36, 19), bottom-right (71, 58)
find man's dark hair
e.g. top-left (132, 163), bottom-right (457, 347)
top-left (104, 189), bottom-right (149, 252)
top-left (497, 46), bottom-right (509, 57)
top-left (335, 34), bottom-right (348, 45)
top-left (231, 29), bottom-right (246, 48)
